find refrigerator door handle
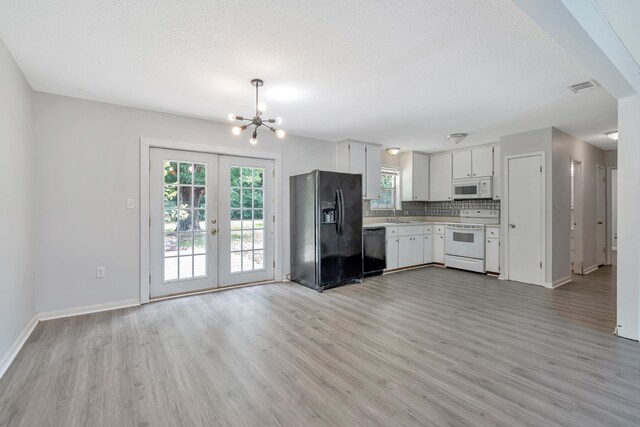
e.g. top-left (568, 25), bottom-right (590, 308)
top-left (335, 189), bottom-right (341, 234)
top-left (338, 188), bottom-right (345, 235)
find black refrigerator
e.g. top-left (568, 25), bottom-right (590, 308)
top-left (290, 170), bottom-right (363, 292)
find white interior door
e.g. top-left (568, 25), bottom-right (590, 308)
top-left (612, 169), bottom-right (617, 250)
top-left (596, 165), bottom-right (606, 266)
top-left (218, 156), bottom-right (274, 286)
top-left (507, 154), bottom-right (544, 286)
top-left (150, 149), bottom-right (219, 298)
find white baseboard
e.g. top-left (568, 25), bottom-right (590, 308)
top-left (0, 315), bottom-right (38, 380)
top-left (38, 299), bottom-right (140, 321)
top-left (583, 265), bottom-right (599, 275)
top-left (550, 276), bottom-right (573, 288)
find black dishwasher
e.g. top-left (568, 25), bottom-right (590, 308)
top-left (363, 227), bottom-right (386, 277)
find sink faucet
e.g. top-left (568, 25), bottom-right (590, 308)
top-left (391, 209), bottom-right (399, 223)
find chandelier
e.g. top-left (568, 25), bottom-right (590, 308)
top-left (228, 79), bottom-right (285, 145)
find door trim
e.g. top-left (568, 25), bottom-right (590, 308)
top-left (140, 137), bottom-right (283, 304)
top-left (502, 151), bottom-right (546, 287)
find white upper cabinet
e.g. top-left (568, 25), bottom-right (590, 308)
top-left (452, 147), bottom-right (494, 179)
top-left (366, 144), bottom-right (381, 200)
top-left (337, 140), bottom-right (381, 199)
top-left (492, 145), bottom-right (501, 200)
top-left (429, 153), bottom-right (452, 201)
top-left (400, 151), bottom-right (429, 201)
top-left (452, 150), bottom-right (472, 180)
top-left (471, 146), bottom-right (494, 177)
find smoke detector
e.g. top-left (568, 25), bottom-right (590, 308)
top-left (568, 79), bottom-right (600, 93)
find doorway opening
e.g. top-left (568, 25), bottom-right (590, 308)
top-left (610, 168), bottom-right (617, 265)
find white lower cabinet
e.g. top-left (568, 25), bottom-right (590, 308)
top-left (434, 232), bottom-right (445, 263)
top-left (486, 237), bottom-right (499, 273)
top-left (386, 237), bottom-right (399, 270)
top-left (398, 236), bottom-right (423, 268)
top-left (423, 234), bottom-right (433, 264)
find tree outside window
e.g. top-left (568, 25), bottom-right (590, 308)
top-left (371, 168), bottom-right (400, 209)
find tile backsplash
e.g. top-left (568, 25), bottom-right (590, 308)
top-left (363, 199), bottom-right (501, 218)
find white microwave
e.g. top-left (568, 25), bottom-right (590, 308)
top-left (452, 178), bottom-right (493, 199)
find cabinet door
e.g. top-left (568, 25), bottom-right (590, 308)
top-left (486, 238), bottom-right (499, 273)
top-left (411, 236), bottom-right (424, 266)
top-left (423, 234), bottom-right (433, 264)
top-left (433, 234), bottom-right (445, 263)
top-left (472, 147), bottom-right (494, 177)
top-left (429, 153), bottom-right (453, 201)
top-left (398, 236), bottom-right (413, 268)
top-left (452, 150), bottom-right (472, 180)
top-left (413, 152), bottom-right (430, 200)
top-left (365, 145), bottom-right (381, 200)
top-left (348, 142), bottom-right (367, 195)
top-left (386, 237), bottom-right (399, 270)
top-left (493, 145), bottom-right (501, 200)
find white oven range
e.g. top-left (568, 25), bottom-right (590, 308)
top-left (444, 210), bottom-right (499, 273)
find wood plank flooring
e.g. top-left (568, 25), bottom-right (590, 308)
top-left (1, 265), bottom-right (639, 426)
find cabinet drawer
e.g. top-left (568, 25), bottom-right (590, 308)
top-left (486, 227), bottom-right (500, 238)
top-left (423, 225), bottom-right (432, 234)
top-left (398, 225), bottom-right (424, 236)
top-left (386, 226), bottom-right (399, 236)
top-left (434, 225), bottom-right (445, 234)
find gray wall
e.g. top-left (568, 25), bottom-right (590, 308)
top-left (33, 93), bottom-right (336, 313)
top-left (500, 128), bottom-right (554, 284)
top-left (551, 128), bottom-right (606, 280)
top-left (0, 40), bottom-right (36, 366)
top-left (617, 95), bottom-right (640, 340)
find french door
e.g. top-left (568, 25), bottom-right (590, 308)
top-left (149, 149), bottom-right (274, 298)
top-left (218, 156), bottom-right (274, 286)
top-left (150, 149), bottom-right (219, 297)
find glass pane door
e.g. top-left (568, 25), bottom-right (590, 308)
top-left (150, 149), bottom-right (218, 298)
top-left (218, 156), bottom-right (274, 286)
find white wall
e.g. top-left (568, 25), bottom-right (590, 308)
top-left (33, 93), bottom-right (336, 313)
top-left (551, 129), bottom-right (606, 280)
top-left (617, 94), bottom-right (640, 340)
top-left (500, 128), bottom-right (553, 285)
top-left (0, 40), bottom-right (36, 364)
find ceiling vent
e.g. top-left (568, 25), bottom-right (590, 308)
top-left (568, 79), bottom-right (600, 93)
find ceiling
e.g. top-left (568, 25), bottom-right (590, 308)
top-left (0, 0), bottom-right (618, 151)
top-left (596, 0), bottom-right (640, 77)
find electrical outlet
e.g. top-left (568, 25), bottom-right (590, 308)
top-left (126, 199), bottom-right (135, 209)
top-left (96, 267), bottom-right (106, 278)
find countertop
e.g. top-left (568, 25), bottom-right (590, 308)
top-left (363, 217), bottom-right (500, 228)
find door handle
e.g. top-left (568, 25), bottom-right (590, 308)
top-left (509, 223), bottom-right (516, 228)
top-left (597, 221), bottom-right (603, 224)
top-left (211, 228), bottom-right (218, 235)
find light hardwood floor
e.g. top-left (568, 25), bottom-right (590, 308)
top-left (2, 265), bottom-right (639, 426)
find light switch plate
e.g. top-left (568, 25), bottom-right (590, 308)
top-left (96, 267), bottom-right (106, 278)
top-left (126, 199), bottom-right (135, 209)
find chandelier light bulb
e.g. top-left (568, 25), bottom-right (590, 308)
top-left (250, 137), bottom-right (258, 145)
top-left (276, 129), bottom-right (286, 138)
top-left (232, 126), bottom-right (241, 135)
top-left (275, 117), bottom-right (282, 125)
top-left (257, 102), bottom-right (267, 113)
top-left (228, 113), bottom-right (236, 121)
